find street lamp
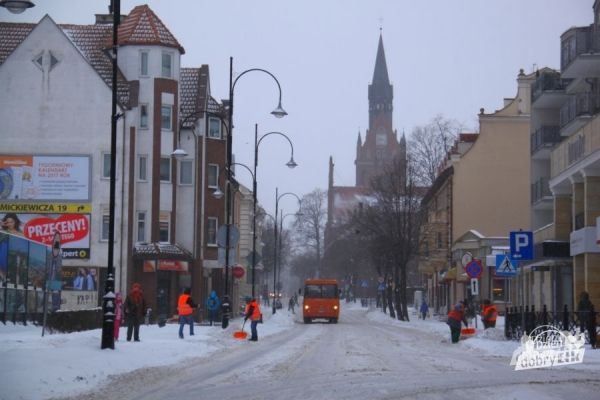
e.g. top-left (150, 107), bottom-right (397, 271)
top-left (272, 188), bottom-right (302, 314)
top-left (101, 0), bottom-right (121, 350)
top-left (0, 0), bottom-right (34, 14)
top-left (225, 57), bottom-right (287, 303)
top-left (253, 125), bottom-right (297, 298)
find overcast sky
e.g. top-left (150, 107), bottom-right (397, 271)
top-left (2, 0), bottom-right (592, 218)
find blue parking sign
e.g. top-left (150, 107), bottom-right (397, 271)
top-left (510, 231), bottom-right (533, 260)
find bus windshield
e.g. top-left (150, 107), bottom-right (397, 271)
top-left (304, 284), bottom-right (337, 299)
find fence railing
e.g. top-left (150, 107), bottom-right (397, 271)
top-left (504, 304), bottom-right (598, 343)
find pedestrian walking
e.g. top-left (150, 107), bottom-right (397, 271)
top-left (577, 291), bottom-right (597, 349)
top-left (481, 299), bottom-right (498, 329)
top-left (288, 297), bottom-right (295, 314)
top-left (205, 290), bottom-right (220, 326)
top-left (447, 300), bottom-right (468, 344)
top-left (420, 300), bottom-right (429, 320)
top-left (177, 288), bottom-right (198, 339)
top-left (244, 297), bottom-right (262, 342)
top-left (124, 282), bottom-right (147, 342)
top-left (114, 292), bottom-right (123, 341)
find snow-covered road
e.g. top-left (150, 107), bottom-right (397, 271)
top-left (51, 304), bottom-right (600, 400)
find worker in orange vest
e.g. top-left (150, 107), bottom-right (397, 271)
top-left (178, 288), bottom-right (198, 339)
top-left (447, 300), bottom-right (469, 343)
top-left (244, 297), bottom-right (262, 342)
top-left (481, 299), bottom-right (498, 329)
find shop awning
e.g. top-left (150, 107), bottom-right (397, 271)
top-left (132, 242), bottom-right (193, 261)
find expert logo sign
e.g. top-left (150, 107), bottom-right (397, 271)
top-left (510, 326), bottom-right (586, 370)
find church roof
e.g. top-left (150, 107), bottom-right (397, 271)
top-left (330, 186), bottom-right (372, 222)
top-left (372, 33), bottom-right (390, 86)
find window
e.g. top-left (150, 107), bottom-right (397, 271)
top-left (160, 157), bottom-right (171, 182)
top-left (161, 105), bottom-right (172, 130)
top-left (436, 232), bottom-right (443, 249)
top-left (208, 118), bottom-right (222, 139)
top-left (140, 104), bottom-right (148, 129)
top-left (208, 164), bottom-right (219, 188)
top-left (159, 220), bottom-right (169, 242)
top-left (138, 155), bottom-right (147, 181)
top-left (161, 52), bottom-right (172, 78)
top-left (102, 153), bottom-right (111, 179)
top-left (376, 132), bottom-right (387, 146)
top-left (101, 213), bottom-right (109, 241)
top-left (140, 51), bottom-right (148, 76)
top-left (137, 211), bottom-right (146, 242)
top-left (492, 278), bottom-right (510, 302)
top-left (179, 160), bottom-right (193, 185)
top-left (207, 217), bottom-right (217, 246)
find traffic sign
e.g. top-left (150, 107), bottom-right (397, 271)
top-left (217, 224), bottom-right (240, 248)
top-left (465, 259), bottom-right (483, 279)
top-left (246, 251), bottom-right (262, 265)
top-left (470, 278), bottom-right (479, 295)
top-left (496, 254), bottom-right (517, 277)
top-left (510, 231), bottom-right (533, 260)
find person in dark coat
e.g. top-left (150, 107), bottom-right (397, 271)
top-left (577, 291), bottom-right (597, 349)
top-left (221, 295), bottom-right (231, 329)
top-left (124, 282), bottom-right (147, 342)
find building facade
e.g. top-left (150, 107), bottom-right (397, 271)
top-left (0, 5), bottom-right (230, 320)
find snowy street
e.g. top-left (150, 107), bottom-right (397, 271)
top-left (2, 302), bottom-right (599, 400)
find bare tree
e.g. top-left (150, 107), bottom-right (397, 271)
top-left (409, 114), bottom-right (462, 186)
top-left (353, 157), bottom-right (424, 321)
top-left (294, 188), bottom-right (327, 277)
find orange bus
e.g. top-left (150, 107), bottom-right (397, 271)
top-left (302, 278), bottom-right (340, 323)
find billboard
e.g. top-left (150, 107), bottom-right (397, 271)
top-left (0, 155), bottom-right (90, 201)
top-left (1, 212), bottom-right (91, 259)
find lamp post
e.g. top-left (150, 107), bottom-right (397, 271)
top-left (225, 57), bottom-right (287, 303)
top-left (101, 0), bottom-right (120, 350)
top-left (0, 0), bottom-right (35, 13)
top-left (272, 188), bottom-right (302, 314)
top-left (253, 125), bottom-right (297, 298)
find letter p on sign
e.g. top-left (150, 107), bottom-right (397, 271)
top-left (510, 231), bottom-right (533, 260)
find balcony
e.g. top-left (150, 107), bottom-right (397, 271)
top-left (531, 177), bottom-right (552, 205)
top-left (559, 92), bottom-right (598, 136)
top-left (561, 25), bottom-right (600, 79)
top-left (531, 126), bottom-right (561, 159)
top-left (531, 71), bottom-right (569, 108)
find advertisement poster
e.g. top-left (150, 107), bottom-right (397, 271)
top-left (0, 155), bottom-right (90, 201)
top-left (61, 266), bottom-right (99, 291)
top-left (1, 212), bottom-right (91, 259)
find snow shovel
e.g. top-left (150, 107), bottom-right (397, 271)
top-left (233, 320), bottom-right (248, 340)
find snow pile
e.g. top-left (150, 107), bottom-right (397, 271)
top-left (0, 308), bottom-right (297, 400)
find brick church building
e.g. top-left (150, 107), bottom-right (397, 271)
top-left (325, 33), bottom-right (406, 250)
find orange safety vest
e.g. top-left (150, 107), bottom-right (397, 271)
top-left (245, 300), bottom-right (262, 321)
top-left (448, 303), bottom-right (465, 322)
top-left (178, 294), bottom-right (193, 316)
top-left (483, 304), bottom-right (498, 322)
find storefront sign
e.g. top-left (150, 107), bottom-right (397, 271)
top-left (143, 260), bottom-right (189, 272)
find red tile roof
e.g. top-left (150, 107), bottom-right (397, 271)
top-left (116, 5), bottom-right (184, 54)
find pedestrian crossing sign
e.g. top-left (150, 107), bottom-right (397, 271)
top-left (495, 254), bottom-right (517, 277)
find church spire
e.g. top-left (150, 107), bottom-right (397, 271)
top-left (372, 33), bottom-right (390, 86)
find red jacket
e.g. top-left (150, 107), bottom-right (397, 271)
top-left (482, 304), bottom-right (498, 322)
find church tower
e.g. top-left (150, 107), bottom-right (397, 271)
top-left (355, 33), bottom-right (405, 187)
